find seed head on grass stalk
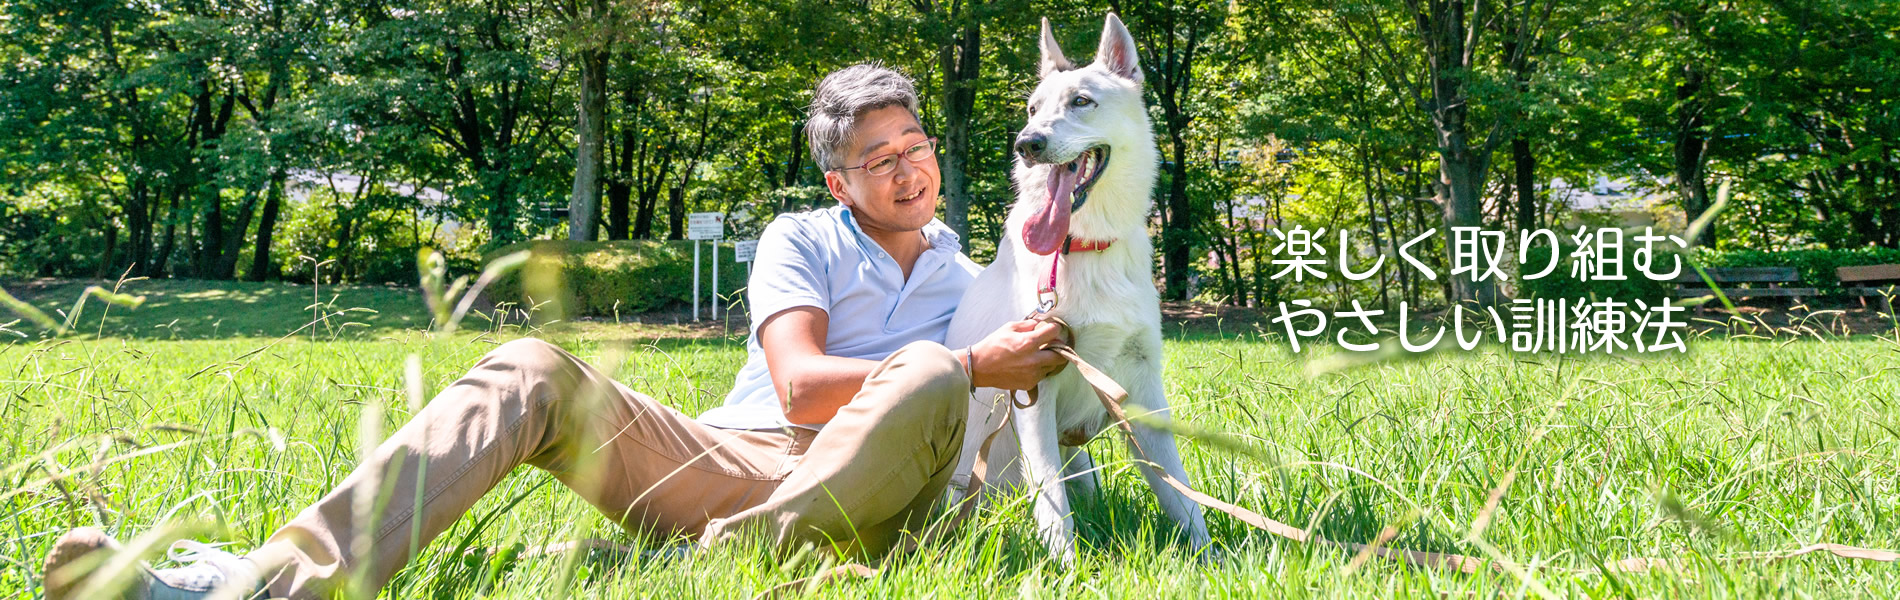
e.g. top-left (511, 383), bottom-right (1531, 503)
top-left (1679, 180), bottom-right (1738, 314)
top-left (417, 248), bottom-right (532, 335)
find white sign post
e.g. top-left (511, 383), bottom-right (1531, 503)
top-left (687, 212), bottom-right (725, 321)
top-left (734, 240), bottom-right (759, 296)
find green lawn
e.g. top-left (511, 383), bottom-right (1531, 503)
top-left (2, 283), bottom-right (1897, 598)
top-left (1, 278), bottom-right (716, 341)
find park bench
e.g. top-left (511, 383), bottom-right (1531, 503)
top-left (1670, 266), bottom-right (1816, 302)
top-left (1837, 264), bottom-right (1900, 311)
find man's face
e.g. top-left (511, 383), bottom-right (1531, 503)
top-left (824, 105), bottom-right (941, 235)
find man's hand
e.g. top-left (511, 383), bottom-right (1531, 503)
top-left (966, 320), bottom-right (1069, 391)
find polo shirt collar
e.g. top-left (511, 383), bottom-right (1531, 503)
top-left (836, 205), bottom-right (963, 256)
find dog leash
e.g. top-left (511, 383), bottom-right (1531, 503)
top-left (978, 316), bottom-right (1899, 576)
top-left (1035, 234), bottom-right (1113, 314)
top-left (757, 258), bottom-right (1895, 596)
top-left (542, 308), bottom-right (1898, 599)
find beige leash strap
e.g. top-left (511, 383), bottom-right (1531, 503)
top-left (1043, 338), bottom-right (1897, 574)
top-left (954, 391), bottom-right (1021, 526)
top-left (1050, 341), bottom-right (1491, 572)
top-left (952, 309), bottom-right (1065, 521)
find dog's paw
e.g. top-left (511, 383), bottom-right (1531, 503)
top-left (1056, 547), bottom-right (1078, 570)
top-left (1036, 527), bottom-right (1079, 569)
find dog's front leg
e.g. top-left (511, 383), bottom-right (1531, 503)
top-left (1125, 373), bottom-right (1215, 555)
top-left (1016, 381), bottom-right (1078, 567)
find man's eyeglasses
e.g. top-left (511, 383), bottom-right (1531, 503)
top-left (832, 137), bottom-right (938, 177)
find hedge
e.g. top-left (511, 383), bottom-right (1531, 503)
top-left (484, 239), bottom-right (746, 317)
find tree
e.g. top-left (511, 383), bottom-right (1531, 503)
top-left (334, 0), bottom-right (568, 248)
top-left (908, 0), bottom-right (1026, 243)
top-left (1116, 1), bottom-right (1231, 301)
top-left (1315, 0), bottom-right (1569, 305)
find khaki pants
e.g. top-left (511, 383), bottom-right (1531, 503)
top-left (247, 338), bottom-right (968, 598)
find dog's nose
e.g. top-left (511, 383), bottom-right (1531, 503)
top-left (1014, 133), bottom-right (1048, 161)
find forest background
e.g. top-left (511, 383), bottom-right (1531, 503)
top-left (3, 0), bottom-right (1896, 310)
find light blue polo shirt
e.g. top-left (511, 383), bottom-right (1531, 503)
top-left (696, 205), bottom-right (981, 431)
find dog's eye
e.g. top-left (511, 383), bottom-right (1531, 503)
top-left (1027, 104), bottom-right (1038, 116)
top-left (1070, 96), bottom-right (1094, 108)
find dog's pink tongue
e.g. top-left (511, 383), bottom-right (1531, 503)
top-left (1024, 164), bottom-right (1077, 255)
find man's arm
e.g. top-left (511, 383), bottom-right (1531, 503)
top-left (760, 307), bottom-right (1070, 425)
top-left (758, 307), bottom-right (880, 424)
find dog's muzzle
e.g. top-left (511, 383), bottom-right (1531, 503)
top-left (1014, 132), bottom-right (1050, 163)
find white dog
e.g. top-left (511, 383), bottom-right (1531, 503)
top-left (945, 13), bottom-right (1212, 565)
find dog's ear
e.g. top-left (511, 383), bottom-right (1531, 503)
top-left (1095, 13), bottom-right (1142, 83)
top-left (1039, 17), bottom-right (1073, 78)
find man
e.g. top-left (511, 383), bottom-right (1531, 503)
top-left (41, 63), bottom-right (1067, 599)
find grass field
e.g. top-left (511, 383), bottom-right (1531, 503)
top-left (2, 280), bottom-right (1898, 598)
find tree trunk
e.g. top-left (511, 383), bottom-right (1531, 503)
top-left (1162, 126), bottom-right (1193, 300)
top-left (1142, 15), bottom-right (1204, 302)
top-left (1513, 135), bottom-right (1536, 231)
top-left (937, 21), bottom-right (981, 242)
top-left (633, 186), bottom-right (659, 239)
top-left (608, 119), bottom-right (633, 240)
top-left (126, 181), bottom-right (151, 276)
top-left (1249, 223), bottom-right (1267, 307)
top-left (153, 186), bottom-right (181, 277)
top-left (196, 87), bottom-right (236, 278)
top-left (663, 90), bottom-right (718, 241)
top-left (785, 121), bottom-right (805, 188)
top-left (333, 211), bottom-right (356, 283)
top-left (217, 188), bottom-right (260, 279)
top-left (666, 186), bottom-right (686, 240)
top-left (1222, 205), bottom-right (1245, 306)
top-left (1374, 166), bottom-right (1411, 307)
top-left (488, 173), bottom-right (517, 245)
top-left (97, 223), bottom-right (119, 279)
top-left (1360, 146), bottom-right (1389, 310)
top-left (568, 49), bottom-right (609, 241)
top-left (1673, 62), bottom-right (1713, 246)
top-left (634, 137), bottom-right (673, 239)
top-left (607, 179), bottom-right (632, 240)
top-left (1422, 0), bottom-right (1501, 307)
top-left (248, 169), bottom-right (286, 281)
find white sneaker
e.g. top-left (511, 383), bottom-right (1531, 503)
top-left (147, 539), bottom-right (266, 600)
top-left (42, 527), bottom-right (267, 600)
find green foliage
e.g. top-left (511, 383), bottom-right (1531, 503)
top-left (1517, 243), bottom-right (1674, 304)
top-left (1695, 247), bottom-right (1900, 297)
top-left (0, 190), bottom-right (113, 278)
top-left (3, 0), bottom-right (1897, 314)
top-left (484, 240), bottom-right (745, 317)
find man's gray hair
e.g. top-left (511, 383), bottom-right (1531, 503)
top-left (807, 63), bottom-right (922, 172)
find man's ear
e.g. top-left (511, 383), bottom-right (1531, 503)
top-left (1039, 17), bottom-right (1073, 78)
top-left (824, 171), bottom-right (856, 208)
top-left (1095, 13), bottom-right (1142, 83)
